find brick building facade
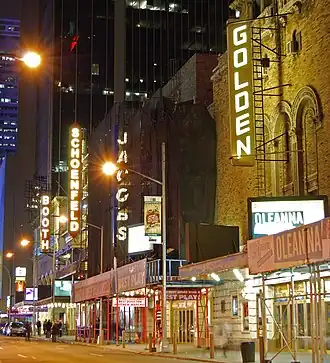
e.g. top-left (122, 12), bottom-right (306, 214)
top-left (212, 0), bottom-right (330, 243)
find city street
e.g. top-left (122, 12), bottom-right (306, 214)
top-left (0, 337), bottom-right (194, 363)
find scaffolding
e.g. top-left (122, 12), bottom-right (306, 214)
top-left (256, 263), bottom-right (327, 363)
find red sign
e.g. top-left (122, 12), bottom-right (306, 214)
top-left (179, 252), bottom-right (248, 278)
top-left (117, 259), bottom-right (146, 293)
top-left (247, 217), bottom-right (330, 274)
top-left (73, 270), bottom-right (113, 302)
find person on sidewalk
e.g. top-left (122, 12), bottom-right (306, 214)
top-left (51, 322), bottom-right (59, 342)
top-left (36, 320), bottom-right (41, 336)
top-left (58, 320), bottom-right (63, 338)
top-left (24, 321), bottom-right (31, 342)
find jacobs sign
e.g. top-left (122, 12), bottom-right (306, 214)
top-left (227, 21), bottom-right (255, 166)
top-left (116, 131), bottom-right (129, 242)
top-left (68, 124), bottom-right (82, 238)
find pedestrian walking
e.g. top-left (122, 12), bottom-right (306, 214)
top-left (24, 321), bottom-right (31, 342)
top-left (51, 322), bottom-right (59, 342)
top-left (43, 320), bottom-right (47, 335)
top-left (58, 320), bottom-right (63, 338)
top-left (36, 320), bottom-right (41, 336)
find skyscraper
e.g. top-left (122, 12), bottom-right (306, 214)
top-left (0, 19), bottom-right (20, 161)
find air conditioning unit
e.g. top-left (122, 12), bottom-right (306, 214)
top-left (286, 40), bottom-right (299, 55)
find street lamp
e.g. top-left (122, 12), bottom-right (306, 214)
top-left (20, 238), bottom-right (37, 334)
top-left (4, 252), bottom-right (14, 312)
top-left (102, 142), bottom-right (169, 352)
top-left (5, 252), bottom-right (14, 259)
top-left (20, 51), bottom-right (41, 68)
top-left (87, 222), bottom-right (104, 344)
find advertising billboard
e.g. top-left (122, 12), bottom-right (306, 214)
top-left (15, 266), bottom-right (26, 279)
top-left (248, 196), bottom-right (327, 239)
top-left (128, 224), bottom-right (159, 255)
top-left (68, 124), bottom-right (82, 239)
top-left (54, 280), bottom-right (72, 297)
top-left (227, 21), bottom-right (254, 166)
top-left (25, 288), bottom-right (38, 301)
top-left (144, 196), bottom-right (161, 236)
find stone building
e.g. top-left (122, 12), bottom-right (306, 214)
top-left (212, 0), bottom-right (330, 244)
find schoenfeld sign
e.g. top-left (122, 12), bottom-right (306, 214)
top-left (227, 21), bottom-right (255, 166)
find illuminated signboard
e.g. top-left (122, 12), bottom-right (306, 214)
top-left (227, 21), bottom-right (254, 166)
top-left (15, 267), bottom-right (27, 279)
top-left (68, 124), bottom-right (82, 238)
top-left (40, 195), bottom-right (50, 252)
top-left (116, 131), bottom-right (129, 242)
top-left (248, 196), bottom-right (327, 239)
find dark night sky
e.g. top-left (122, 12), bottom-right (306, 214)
top-left (0, 1), bottom-right (21, 20)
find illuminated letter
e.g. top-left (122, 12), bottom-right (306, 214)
top-left (117, 211), bottom-right (129, 221)
top-left (41, 217), bottom-right (50, 228)
top-left (236, 113), bottom-right (250, 136)
top-left (116, 169), bottom-right (128, 183)
top-left (70, 159), bottom-right (80, 169)
top-left (234, 48), bottom-right (248, 68)
top-left (116, 188), bottom-right (129, 203)
top-left (71, 138), bottom-right (80, 148)
top-left (42, 206), bottom-right (50, 216)
top-left (117, 226), bottom-right (127, 241)
top-left (72, 127), bottom-right (80, 138)
top-left (234, 72), bottom-right (248, 91)
top-left (42, 195), bottom-right (49, 205)
top-left (233, 24), bottom-right (247, 46)
top-left (117, 150), bottom-right (128, 164)
top-left (70, 221), bottom-right (80, 232)
top-left (237, 136), bottom-right (251, 157)
top-left (235, 91), bottom-right (249, 113)
top-left (71, 147), bottom-right (80, 159)
top-left (117, 132), bottom-right (128, 145)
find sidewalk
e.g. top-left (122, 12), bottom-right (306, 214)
top-left (34, 335), bottom-right (330, 363)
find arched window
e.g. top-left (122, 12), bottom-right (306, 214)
top-left (273, 112), bottom-right (293, 195)
top-left (293, 87), bottom-right (322, 195)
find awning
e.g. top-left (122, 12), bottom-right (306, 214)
top-left (179, 252), bottom-right (248, 278)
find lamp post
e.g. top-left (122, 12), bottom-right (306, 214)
top-left (2, 265), bottom-right (12, 310)
top-left (103, 142), bottom-right (169, 351)
top-left (87, 222), bottom-right (104, 344)
top-left (2, 253), bottom-right (13, 312)
top-left (20, 239), bottom-right (37, 335)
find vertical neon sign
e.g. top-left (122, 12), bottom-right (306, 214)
top-left (68, 124), bottom-right (82, 238)
top-left (116, 131), bottom-right (129, 243)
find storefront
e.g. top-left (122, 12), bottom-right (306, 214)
top-left (74, 258), bottom-right (216, 346)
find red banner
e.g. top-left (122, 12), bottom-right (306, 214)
top-left (247, 217), bottom-right (330, 274)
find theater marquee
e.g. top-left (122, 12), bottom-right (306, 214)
top-left (68, 124), bottom-right (82, 238)
top-left (227, 21), bottom-right (254, 166)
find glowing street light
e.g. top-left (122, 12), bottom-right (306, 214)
top-left (102, 161), bottom-right (118, 176)
top-left (5, 252), bottom-right (14, 259)
top-left (20, 51), bottom-right (41, 69)
top-left (20, 239), bottom-right (31, 247)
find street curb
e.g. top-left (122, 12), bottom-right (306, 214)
top-left (32, 338), bottom-right (225, 362)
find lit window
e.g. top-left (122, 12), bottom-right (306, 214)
top-left (91, 63), bottom-right (100, 76)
